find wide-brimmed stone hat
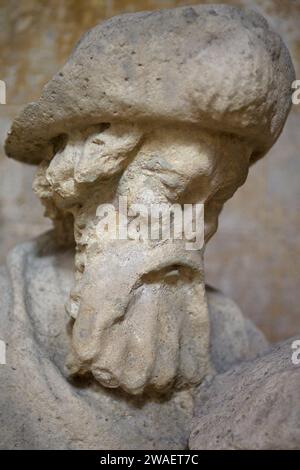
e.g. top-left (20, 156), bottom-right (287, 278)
top-left (5, 4), bottom-right (295, 165)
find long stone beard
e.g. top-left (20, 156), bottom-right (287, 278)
top-left (65, 232), bottom-right (210, 396)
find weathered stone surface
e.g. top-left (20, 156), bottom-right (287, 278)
top-left (4, 4), bottom-right (293, 398)
top-left (207, 286), bottom-right (269, 373)
top-left (0, 4), bottom-right (296, 450)
top-left (0, 235), bottom-right (193, 449)
top-left (0, 234), bottom-right (266, 449)
top-left (190, 338), bottom-right (300, 450)
top-left (29, 115), bottom-right (263, 395)
top-left (1, 1), bottom-right (300, 344)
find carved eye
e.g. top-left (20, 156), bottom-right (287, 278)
top-left (162, 267), bottom-right (181, 284)
top-left (141, 263), bottom-right (199, 286)
top-left (162, 264), bottom-right (198, 284)
top-left (51, 133), bottom-right (68, 156)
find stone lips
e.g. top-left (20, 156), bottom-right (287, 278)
top-left (5, 4), bottom-right (295, 165)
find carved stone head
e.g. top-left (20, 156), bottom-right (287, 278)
top-left (5, 5), bottom-right (294, 395)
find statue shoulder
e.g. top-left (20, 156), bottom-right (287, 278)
top-left (206, 285), bottom-right (269, 373)
top-left (0, 263), bottom-right (12, 341)
top-left (190, 338), bottom-right (300, 450)
top-left (0, 239), bottom-right (39, 344)
top-left (0, 234), bottom-right (73, 343)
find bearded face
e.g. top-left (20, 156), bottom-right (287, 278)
top-left (33, 121), bottom-right (251, 395)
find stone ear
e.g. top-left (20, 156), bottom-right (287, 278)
top-left (74, 122), bottom-right (143, 183)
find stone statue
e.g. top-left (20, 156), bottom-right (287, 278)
top-left (1, 4), bottom-right (298, 449)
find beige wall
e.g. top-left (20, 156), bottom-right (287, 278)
top-left (0, 0), bottom-right (299, 341)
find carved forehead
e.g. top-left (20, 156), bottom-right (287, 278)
top-left (46, 121), bottom-right (249, 186)
top-left (33, 121), bottom-right (250, 220)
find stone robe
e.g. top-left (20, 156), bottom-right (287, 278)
top-left (0, 232), bottom-right (267, 449)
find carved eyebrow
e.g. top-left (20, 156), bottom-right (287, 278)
top-left (74, 122), bottom-right (144, 184)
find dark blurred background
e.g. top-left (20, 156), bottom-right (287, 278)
top-left (0, 0), bottom-right (299, 341)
